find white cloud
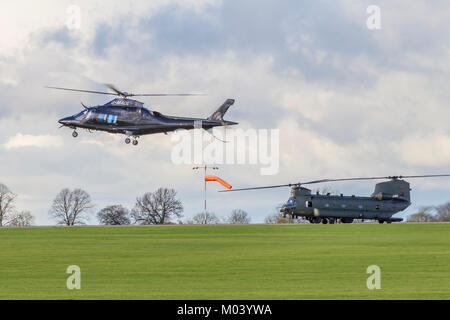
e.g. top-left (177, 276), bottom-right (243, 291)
top-left (0, 0), bottom-right (222, 54)
top-left (392, 134), bottom-right (450, 167)
top-left (3, 133), bottom-right (63, 149)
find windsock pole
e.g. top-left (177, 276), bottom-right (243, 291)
top-left (193, 165), bottom-right (219, 224)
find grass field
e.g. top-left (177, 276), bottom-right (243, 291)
top-left (0, 223), bottom-right (449, 299)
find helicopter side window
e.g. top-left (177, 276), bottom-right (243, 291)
top-left (286, 197), bottom-right (297, 206)
top-left (124, 107), bottom-right (138, 113)
top-left (142, 109), bottom-right (153, 119)
top-left (97, 113), bottom-right (118, 124)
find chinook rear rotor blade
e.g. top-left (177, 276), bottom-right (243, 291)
top-left (219, 174), bottom-right (450, 192)
top-left (300, 174), bottom-right (450, 185)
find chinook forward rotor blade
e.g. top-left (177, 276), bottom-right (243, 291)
top-left (219, 174), bottom-right (450, 192)
top-left (219, 183), bottom-right (297, 192)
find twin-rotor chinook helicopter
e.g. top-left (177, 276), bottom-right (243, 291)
top-left (222, 174), bottom-right (450, 224)
top-left (49, 84), bottom-right (237, 145)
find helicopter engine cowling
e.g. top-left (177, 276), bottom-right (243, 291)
top-left (371, 180), bottom-right (411, 202)
top-left (372, 192), bottom-right (396, 201)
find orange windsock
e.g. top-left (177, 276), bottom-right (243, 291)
top-left (205, 175), bottom-right (232, 189)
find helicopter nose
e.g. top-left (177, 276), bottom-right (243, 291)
top-left (281, 197), bottom-right (297, 211)
top-left (58, 116), bottom-right (73, 125)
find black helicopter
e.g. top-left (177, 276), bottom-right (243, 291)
top-left (49, 84), bottom-right (238, 145)
top-left (221, 174), bottom-right (450, 224)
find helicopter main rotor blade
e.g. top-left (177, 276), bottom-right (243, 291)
top-left (46, 86), bottom-right (119, 96)
top-left (48, 84), bottom-right (205, 98)
top-left (300, 174), bottom-right (450, 185)
top-left (300, 176), bottom-right (393, 185)
top-left (219, 174), bottom-right (450, 192)
top-left (105, 83), bottom-right (205, 97)
top-left (105, 84), bottom-right (128, 97)
top-left (219, 184), bottom-right (295, 192)
top-left (389, 174), bottom-right (450, 179)
top-left (133, 93), bottom-right (207, 97)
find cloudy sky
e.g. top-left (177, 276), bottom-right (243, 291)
top-left (1, 0), bottom-right (449, 225)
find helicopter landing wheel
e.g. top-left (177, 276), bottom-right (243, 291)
top-left (72, 131), bottom-right (78, 138)
top-left (312, 217), bottom-right (321, 224)
top-left (132, 139), bottom-right (138, 146)
top-left (125, 137), bottom-right (131, 144)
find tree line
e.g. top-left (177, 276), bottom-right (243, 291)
top-left (0, 182), bottom-right (251, 227)
top-left (406, 203), bottom-right (450, 222)
top-left (263, 202), bottom-right (450, 224)
top-left (1, 181), bottom-right (448, 226)
top-left (0, 183), bottom-right (34, 227)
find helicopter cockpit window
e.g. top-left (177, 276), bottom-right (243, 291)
top-left (141, 108), bottom-right (152, 119)
top-left (287, 197), bottom-right (297, 206)
top-left (73, 109), bottom-right (88, 118)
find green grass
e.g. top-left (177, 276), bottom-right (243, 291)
top-left (0, 223), bottom-right (449, 299)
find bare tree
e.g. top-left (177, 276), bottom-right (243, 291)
top-left (265, 203), bottom-right (298, 224)
top-left (49, 188), bottom-right (94, 226)
top-left (227, 209), bottom-right (251, 224)
top-left (0, 183), bottom-right (17, 227)
top-left (407, 206), bottom-right (437, 222)
top-left (265, 213), bottom-right (294, 224)
top-left (131, 188), bottom-right (183, 225)
top-left (97, 205), bottom-right (131, 225)
top-left (191, 211), bottom-right (220, 224)
top-left (7, 211), bottom-right (35, 227)
top-left (435, 202), bottom-right (450, 222)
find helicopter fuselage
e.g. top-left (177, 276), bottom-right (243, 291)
top-left (281, 186), bottom-right (410, 224)
top-left (58, 98), bottom-right (237, 143)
